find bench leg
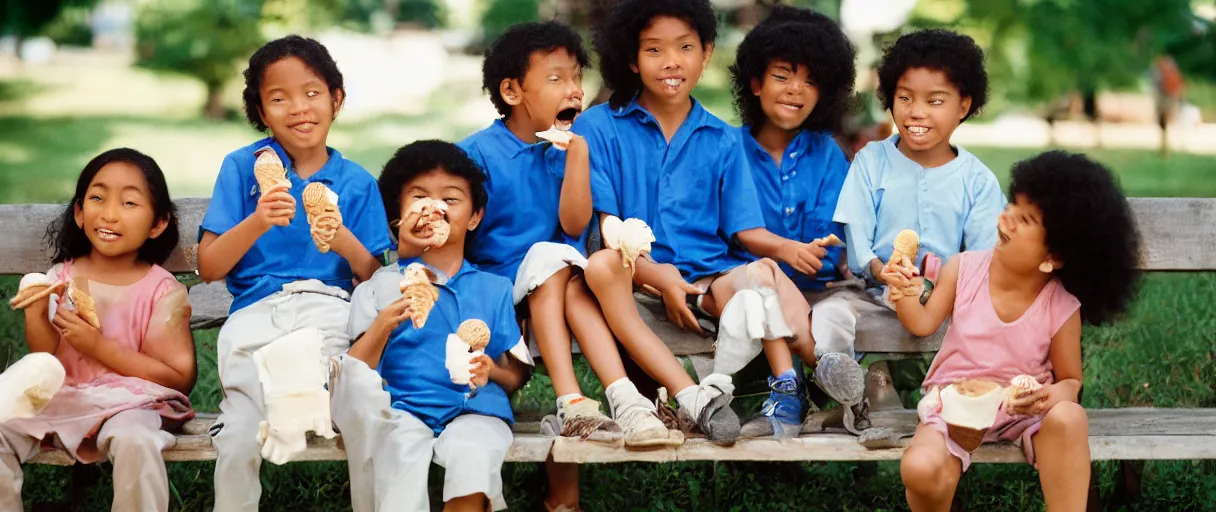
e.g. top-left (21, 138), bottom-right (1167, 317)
top-left (865, 360), bottom-right (905, 412)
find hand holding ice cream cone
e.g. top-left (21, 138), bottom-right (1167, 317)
top-left (1005, 375), bottom-right (1050, 416)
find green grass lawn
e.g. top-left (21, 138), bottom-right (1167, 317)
top-left (0, 111), bottom-right (1214, 510)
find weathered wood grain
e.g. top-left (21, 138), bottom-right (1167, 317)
top-left (28, 409), bottom-right (1216, 465)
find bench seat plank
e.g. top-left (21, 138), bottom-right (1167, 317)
top-left (28, 409), bottom-right (1216, 465)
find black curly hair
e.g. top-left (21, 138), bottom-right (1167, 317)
top-left (378, 140), bottom-right (488, 238)
top-left (877, 28), bottom-right (987, 122)
top-left (242, 35), bottom-right (345, 132)
top-left (729, 5), bottom-right (856, 133)
top-left (47, 148), bottom-right (180, 266)
top-left (593, 0), bottom-right (719, 109)
top-left (482, 21), bottom-right (591, 119)
top-left (1009, 151), bottom-right (1142, 326)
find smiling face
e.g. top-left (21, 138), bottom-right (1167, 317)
top-left (397, 169), bottom-right (483, 253)
top-left (752, 60), bottom-right (819, 131)
top-left (994, 194), bottom-right (1060, 273)
top-left (73, 162), bottom-right (168, 260)
top-left (258, 56), bottom-right (344, 157)
top-left (632, 16), bottom-right (713, 107)
top-left (504, 48), bottom-right (585, 132)
top-left (890, 67), bottom-right (971, 165)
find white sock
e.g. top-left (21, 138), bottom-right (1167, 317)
top-left (556, 393), bottom-right (582, 410)
top-left (604, 378), bottom-right (637, 416)
top-left (674, 385), bottom-right (700, 419)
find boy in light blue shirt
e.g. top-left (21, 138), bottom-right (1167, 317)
top-left (833, 29), bottom-right (1005, 291)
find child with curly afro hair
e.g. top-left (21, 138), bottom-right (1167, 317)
top-left (727, 5), bottom-right (871, 438)
top-left (887, 150), bottom-right (1142, 511)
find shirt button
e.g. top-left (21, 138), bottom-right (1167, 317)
top-left (791, 171), bottom-right (797, 177)
top-left (790, 152), bottom-right (799, 158)
top-left (785, 207), bottom-right (795, 216)
top-left (782, 175), bottom-right (789, 181)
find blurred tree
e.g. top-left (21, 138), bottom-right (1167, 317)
top-left (134, 0), bottom-right (265, 119)
top-left (481, 0), bottom-right (541, 46)
top-left (0, 0), bottom-right (98, 56)
top-left (962, 0), bottom-right (1194, 106)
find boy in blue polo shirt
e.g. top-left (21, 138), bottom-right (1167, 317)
top-left (197, 36), bottom-right (393, 511)
top-left (728, 6), bottom-right (868, 437)
top-left (460, 20), bottom-right (681, 512)
top-left (577, 0), bottom-right (819, 445)
top-left (332, 140), bottom-right (532, 512)
top-left (834, 29), bottom-right (1004, 311)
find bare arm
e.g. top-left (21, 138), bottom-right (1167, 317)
top-left (1045, 310), bottom-right (1083, 405)
top-left (348, 297), bottom-right (411, 369)
top-left (736, 227), bottom-right (826, 275)
top-left (488, 353), bottom-right (530, 394)
top-left (328, 227), bottom-right (381, 282)
top-left (891, 255), bottom-right (960, 337)
top-left (23, 301), bottom-right (60, 354)
top-left (197, 188), bottom-right (294, 283)
top-left (558, 136), bottom-right (593, 237)
top-left (52, 307), bottom-right (196, 394)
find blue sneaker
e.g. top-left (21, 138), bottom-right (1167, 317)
top-left (740, 370), bottom-right (803, 438)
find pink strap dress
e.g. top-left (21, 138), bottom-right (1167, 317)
top-left (919, 250), bottom-right (1080, 471)
top-left (4, 260), bottom-right (195, 463)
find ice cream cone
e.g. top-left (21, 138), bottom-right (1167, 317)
top-left (302, 182), bottom-right (342, 252)
top-left (399, 263), bottom-right (439, 328)
top-left (946, 423), bottom-right (989, 452)
top-left (68, 286), bottom-right (101, 329)
top-left (9, 273), bottom-right (62, 310)
top-left (456, 319), bottom-right (491, 351)
top-left (254, 147), bottom-right (290, 193)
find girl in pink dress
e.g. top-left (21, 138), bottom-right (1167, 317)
top-left (884, 151), bottom-right (1142, 512)
top-left (0, 148), bottom-right (196, 512)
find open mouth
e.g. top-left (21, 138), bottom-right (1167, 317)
top-left (777, 101), bottom-right (804, 111)
top-left (96, 228), bottom-right (121, 242)
top-left (907, 125), bottom-right (930, 136)
top-left (659, 77), bottom-right (684, 91)
top-left (290, 121), bottom-right (317, 133)
top-left (555, 107), bottom-right (580, 130)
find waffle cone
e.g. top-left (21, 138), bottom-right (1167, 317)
top-left (254, 148), bottom-right (289, 193)
top-left (456, 319), bottom-right (491, 351)
top-left (946, 423), bottom-right (988, 452)
top-left (302, 183), bottom-right (342, 252)
top-left (9, 284), bottom-right (55, 310)
top-left (69, 288), bottom-right (101, 329)
top-left (399, 264), bottom-right (439, 328)
top-left (891, 229), bottom-right (920, 265)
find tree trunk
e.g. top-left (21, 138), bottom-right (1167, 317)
top-left (203, 83), bottom-right (225, 119)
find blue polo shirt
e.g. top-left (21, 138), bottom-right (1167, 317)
top-left (573, 98), bottom-right (765, 282)
top-left (739, 127), bottom-right (848, 291)
top-left (458, 120), bottom-right (587, 282)
top-left (832, 134), bottom-right (1005, 278)
top-left (348, 259), bottom-right (521, 433)
top-left (200, 137), bottom-right (394, 313)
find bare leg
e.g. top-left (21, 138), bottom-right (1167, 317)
top-left (565, 275), bottom-right (627, 386)
top-left (901, 424), bottom-right (963, 512)
top-left (544, 457), bottom-right (579, 510)
top-left (583, 249), bottom-right (695, 393)
top-left (444, 494), bottom-right (488, 512)
top-left (1034, 402), bottom-right (1091, 512)
top-left (528, 267), bottom-right (580, 397)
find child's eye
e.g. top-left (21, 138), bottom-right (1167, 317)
top-left (929, 99), bottom-right (944, 106)
top-left (307, 91), bottom-right (319, 98)
top-left (772, 74), bottom-right (787, 82)
top-left (681, 44), bottom-right (694, 51)
top-left (899, 96), bottom-right (910, 102)
top-left (645, 47), bottom-right (660, 54)
top-left (444, 198), bottom-right (459, 205)
top-left (548, 75), bottom-right (560, 83)
top-left (88, 194), bottom-right (102, 202)
top-left (125, 201), bottom-right (138, 208)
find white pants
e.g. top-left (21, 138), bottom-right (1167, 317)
top-left (330, 355), bottom-right (513, 512)
top-left (514, 241), bottom-right (589, 358)
top-left (0, 409), bottom-right (172, 512)
top-left (804, 286), bottom-right (874, 360)
top-left (211, 280), bottom-right (352, 512)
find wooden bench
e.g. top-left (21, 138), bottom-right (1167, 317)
top-left (2, 197), bottom-right (1214, 467)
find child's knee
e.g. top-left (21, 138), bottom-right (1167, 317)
top-left (584, 249), bottom-right (627, 290)
top-left (1042, 401), bottom-right (1088, 439)
top-left (106, 428), bottom-right (164, 462)
top-left (900, 450), bottom-right (959, 497)
top-left (744, 258), bottom-right (781, 289)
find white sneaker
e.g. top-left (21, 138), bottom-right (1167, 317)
top-left (541, 397), bottom-right (623, 447)
top-left (609, 388), bottom-right (684, 448)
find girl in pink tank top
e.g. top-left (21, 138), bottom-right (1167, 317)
top-left (1, 149), bottom-right (195, 512)
top-left (882, 151), bottom-right (1141, 512)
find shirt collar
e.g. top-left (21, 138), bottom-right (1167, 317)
top-left (611, 94), bottom-right (708, 127)
top-left (396, 256), bottom-right (476, 286)
top-left (882, 134), bottom-right (967, 172)
top-left (258, 137), bottom-right (344, 184)
top-left (488, 119), bottom-right (543, 157)
top-left (740, 125), bottom-right (815, 162)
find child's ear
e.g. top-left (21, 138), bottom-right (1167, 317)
top-left (750, 76), bottom-right (762, 97)
top-left (331, 88), bottom-right (345, 119)
top-left (958, 96), bottom-right (973, 121)
top-left (258, 105), bottom-right (269, 130)
top-left (73, 201), bottom-right (84, 230)
top-left (500, 79), bottom-right (524, 107)
top-left (468, 208), bottom-right (485, 231)
top-left (149, 215), bottom-right (169, 240)
top-left (702, 42), bottom-right (715, 68)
